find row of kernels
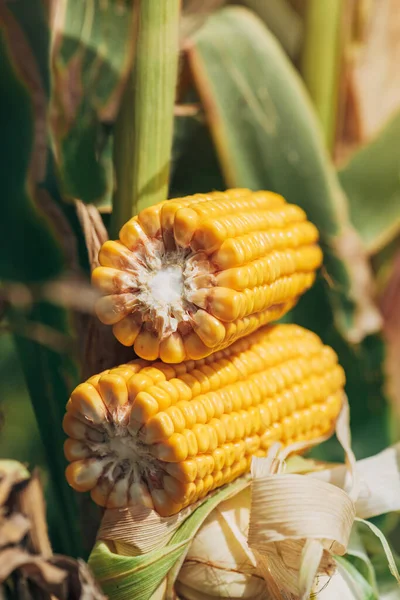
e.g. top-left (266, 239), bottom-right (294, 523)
top-left (205, 272), bottom-right (313, 322)
top-left (174, 188), bottom-right (249, 221)
top-left (173, 190), bottom-right (277, 247)
top-left (220, 308), bottom-right (273, 345)
top-left (240, 273), bottom-right (315, 318)
top-left (193, 206), bottom-right (307, 254)
top-left (216, 245), bottom-right (322, 290)
top-left (189, 190), bottom-right (281, 221)
top-left (162, 441), bottom-right (247, 484)
top-left (211, 221), bottom-right (319, 269)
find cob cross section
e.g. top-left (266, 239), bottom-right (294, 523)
top-left (92, 189), bottom-right (323, 362)
top-left (63, 324), bottom-right (345, 517)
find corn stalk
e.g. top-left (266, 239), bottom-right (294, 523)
top-left (111, 0), bottom-right (181, 235)
top-left (300, 0), bottom-right (345, 151)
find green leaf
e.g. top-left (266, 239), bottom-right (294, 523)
top-left (355, 518), bottom-right (400, 586)
top-left (9, 302), bottom-right (84, 558)
top-left (346, 527), bottom-right (379, 595)
top-left (334, 556), bottom-right (378, 600)
top-left (338, 110), bottom-right (400, 255)
top-left (170, 112), bottom-right (225, 197)
top-left (51, 0), bottom-right (136, 205)
top-left (238, 0), bottom-right (303, 59)
top-left (0, 5), bottom-right (64, 282)
top-left (0, 2), bottom-right (85, 556)
top-left (0, 333), bottom-right (75, 555)
top-left (187, 5), bottom-right (380, 343)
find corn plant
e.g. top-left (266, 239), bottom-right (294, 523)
top-left (1, 0), bottom-right (400, 598)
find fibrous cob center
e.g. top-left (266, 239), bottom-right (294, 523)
top-left (134, 244), bottom-right (210, 338)
top-left (149, 265), bottom-right (183, 305)
top-left (108, 434), bottom-right (140, 461)
top-left (97, 424), bottom-right (162, 492)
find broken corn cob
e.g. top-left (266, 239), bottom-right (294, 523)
top-left (63, 324), bottom-right (344, 517)
top-left (92, 189), bottom-right (322, 362)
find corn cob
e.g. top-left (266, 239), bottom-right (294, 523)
top-left (92, 189), bottom-right (322, 362)
top-left (63, 324), bottom-right (344, 517)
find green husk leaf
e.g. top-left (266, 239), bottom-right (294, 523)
top-left (373, 551), bottom-right (400, 600)
top-left (355, 518), bottom-right (400, 585)
top-left (187, 5), bottom-right (380, 344)
top-left (51, 0), bottom-right (136, 206)
top-left (332, 556), bottom-right (378, 600)
top-left (89, 478), bottom-right (248, 600)
top-left (338, 110), bottom-right (400, 255)
top-left (346, 527), bottom-right (379, 595)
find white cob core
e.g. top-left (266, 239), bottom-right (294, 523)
top-left (108, 434), bottom-right (138, 462)
top-left (149, 265), bottom-right (184, 304)
top-left (132, 242), bottom-right (214, 339)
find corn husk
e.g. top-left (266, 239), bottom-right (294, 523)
top-left (89, 397), bottom-right (400, 600)
top-left (176, 488), bottom-right (265, 599)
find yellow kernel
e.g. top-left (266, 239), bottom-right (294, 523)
top-left (130, 392), bottom-right (159, 424)
top-left (222, 443), bottom-right (236, 467)
top-left (65, 459), bottom-right (104, 493)
top-left (163, 476), bottom-right (197, 504)
top-left (220, 414), bottom-right (235, 441)
top-left (113, 316), bottom-right (141, 346)
top-left (160, 332), bottom-right (186, 363)
top-left (192, 424), bottom-right (210, 453)
top-left (154, 433), bottom-right (189, 463)
top-left (165, 460), bottom-right (198, 483)
top-left (208, 418), bottom-right (227, 445)
top-left (165, 406), bottom-right (186, 433)
top-left (143, 413), bottom-right (174, 443)
top-left (98, 374), bottom-right (128, 411)
top-left (175, 400), bottom-right (196, 428)
top-left (191, 399), bottom-right (208, 424)
top-left (192, 310), bottom-right (226, 348)
top-left (212, 447), bottom-right (226, 471)
top-left (134, 329), bottom-right (160, 361)
top-left (127, 374), bottom-right (154, 400)
top-left (182, 429), bottom-right (199, 456)
top-left (151, 489), bottom-right (182, 517)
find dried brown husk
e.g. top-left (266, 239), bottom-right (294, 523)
top-left (0, 461), bottom-right (105, 600)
